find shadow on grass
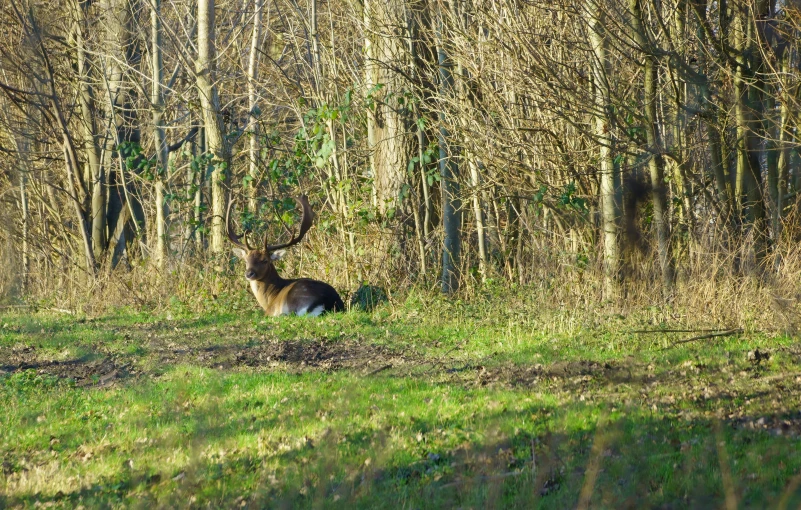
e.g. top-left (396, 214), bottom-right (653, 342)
top-left (4, 403), bottom-right (801, 509)
top-left (4, 353), bottom-right (801, 509)
top-left (3, 318), bottom-right (801, 508)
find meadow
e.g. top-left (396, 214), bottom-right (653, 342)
top-left (2, 290), bottom-right (800, 509)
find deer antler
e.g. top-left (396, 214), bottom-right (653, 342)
top-left (226, 199), bottom-right (256, 251)
top-left (264, 195), bottom-right (314, 252)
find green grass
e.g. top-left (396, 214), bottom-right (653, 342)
top-left (1, 294), bottom-right (801, 508)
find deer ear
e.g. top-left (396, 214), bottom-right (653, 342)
top-left (232, 248), bottom-right (247, 260)
top-left (270, 250), bottom-right (286, 261)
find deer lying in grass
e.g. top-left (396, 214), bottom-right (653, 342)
top-left (227, 196), bottom-right (344, 316)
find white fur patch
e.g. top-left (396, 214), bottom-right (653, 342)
top-left (307, 305), bottom-right (325, 317)
top-left (296, 304), bottom-right (325, 317)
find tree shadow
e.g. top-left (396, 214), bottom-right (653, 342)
top-left (4, 375), bottom-right (801, 509)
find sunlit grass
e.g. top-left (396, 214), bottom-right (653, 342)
top-left (1, 295), bottom-right (800, 508)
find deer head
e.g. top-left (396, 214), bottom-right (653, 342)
top-left (227, 195), bottom-right (313, 281)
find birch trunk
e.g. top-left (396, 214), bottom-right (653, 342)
top-left (247, 0), bottom-right (264, 211)
top-left (151, 0), bottom-right (169, 267)
top-left (587, 1), bottom-right (618, 295)
top-left (197, 0), bottom-right (230, 253)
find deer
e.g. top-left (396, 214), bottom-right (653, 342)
top-left (227, 195), bottom-right (345, 316)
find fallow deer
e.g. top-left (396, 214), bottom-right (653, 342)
top-left (227, 196), bottom-right (344, 316)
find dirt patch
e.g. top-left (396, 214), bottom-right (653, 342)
top-left (462, 359), bottom-right (625, 388)
top-left (153, 339), bottom-right (416, 373)
top-left (0, 339), bottom-right (418, 386)
top-left (0, 346), bottom-right (130, 387)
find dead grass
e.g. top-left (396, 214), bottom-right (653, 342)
top-left (3, 223), bottom-right (801, 337)
top-left (0, 225), bottom-right (21, 304)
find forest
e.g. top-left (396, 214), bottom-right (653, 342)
top-left (1, 0), bottom-right (801, 506)
top-left (0, 0), bottom-right (799, 313)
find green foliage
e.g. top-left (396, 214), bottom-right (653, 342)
top-left (528, 182), bottom-right (588, 216)
top-left (623, 111), bottom-right (645, 140)
top-left (260, 95), bottom-right (356, 191)
top-left (2, 369), bottom-right (65, 394)
top-left (349, 284), bottom-right (388, 311)
top-left (235, 196), bottom-right (307, 242)
top-left (406, 141), bottom-right (440, 196)
top-left (365, 83), bottom-right (385, 110)
top-left (558, 182), bottom-right (588, 213)
top-left (118, 141), bottom-right (157, 180)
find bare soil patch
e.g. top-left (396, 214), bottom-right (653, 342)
top-left (0, 338), bottom-right (419, 386)
top-left (153, 338), bottom-right (416, 372)
top-left (0, 346), bottom-right (130, 387)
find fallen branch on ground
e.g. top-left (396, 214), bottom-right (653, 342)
top-left (628, 328), bottom-right (739, 334)
top-left (661, 329), bottom-right (744, 350)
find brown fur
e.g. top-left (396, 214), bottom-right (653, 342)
top-left (234, 249), bottom-right (344, 317)
top-left (228, 196), bottom-right (344, 316)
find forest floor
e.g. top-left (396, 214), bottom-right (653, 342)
top-left (1, 295), bottom-right (801, 509)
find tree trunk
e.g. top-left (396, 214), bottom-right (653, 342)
top-left (771, 49), bottom-right (790, 244)
top-left (194, 128), bottom-right (207, 248)
top-left (644, 59), bottom-right (674, 290)
top-left (670, 0), bottom-right (696, 236)
top-left (247, 0), bottom-right (265, 212)
top-left (71, 4), bottom-right (106, 260)
top-left (27, 10), bottom-right (97, 275)
top-left (196, 0), bottom-right (230, 254)
top-left (436, 12), bottom-right (461, 293)
top-left (630, 0), bottom-right (674, 291)
top-left (364, 0), bottom-right (413, 216)
top-left (151, 0), bottom-right (168, 268)
top-left (587, 1), bottom-right (618, 296)
top-left (406, 5), bottom-right (431, 245)
top-left (469, 157), bottom-right (487, 281)
top-left (704, 85), bottom-right (733, 227)
top-left (18, 150), bottom-right (30, 291)
top-left (100, 0), bottom-right (145, 258)
top-left (733, 4), bottom-right (768, 264)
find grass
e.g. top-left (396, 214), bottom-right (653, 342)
top-left (1, 291), bottom-right (801, 508)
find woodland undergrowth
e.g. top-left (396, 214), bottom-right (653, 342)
top-left (3, 225), bottom-right (800, 337)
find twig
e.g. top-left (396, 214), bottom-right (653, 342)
top-left (627, 328), bottom-right (737, 334)
top-left (661, 329), bottom-right (743, 350)
top-left (365, 364), bottom-right (392, 376)
top-left (49, 307), bottom-right (75, 315)
top-left (439, 470), bottom-right (524, 489)
top-left (422, 330), bottom-right (474, 377)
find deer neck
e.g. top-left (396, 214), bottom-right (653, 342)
top-left (249, 273), bottom-right (290, 315)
